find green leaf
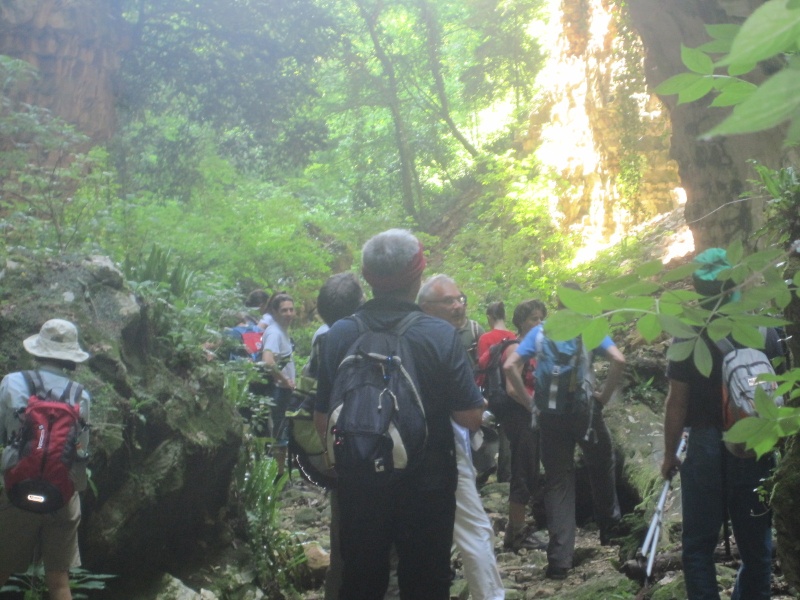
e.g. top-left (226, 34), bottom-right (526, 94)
top-left (742, 247), bottom-right (785, 270)
top-left (703, 70), bottom-right (800, 138)
top-left (545, 311), bottom-right (593, 341)
top-left (751, 432), bottom-right (780, 458)
top-left (710, 79), bottom-right (758, 107)
top-left (659, 314), bottom-right (698, 338)
top-left (726, 239), bottom-right (744, 264)
top-left (635, 259), bottom-right (665, 278)
top-left (667, 340), bottom-right (695, 362)
top-left (727, 62), bottom-right (757, 77)
top-left (716, 0), bottom-right (800, 67)
top-left (660, 289), bottom-right (703, 303)
top-left (583, 317), bottom-right (610, 351)
top-left (655, 72), bottom-right (706, 96)
top-left (705, 23), bottom-right (741, 41)
top-left (795, 270), bottom-right (800, 287)
top-left (776, 286), bottom-right (793, 308)
top-left (724, 416), bottom-right (772, 443)
top-left (707, 317), bottom-right (733, 341)
top-left (754, 386), bottom-right (780, 419)
top-left (785, 115), bottom-right (800, 147)
top-left (625, 281), bottom-right (661, 296)
top-left (678, 76), bottom-right (715, 104)
top-left (660, 262), bottom-right (700, 283)
top-left (636, 313), bottom-right (662, 342)
top-left (693, 337), bottom-right (714, 377)
top-left (730, 322), bottom-right (768, 348)
top-left (594, 274), bottom-right (640, 296)
top-left (733, 314), bottom-right (789, 328)
top-left (557, 285), bottom-right (603, 316)
top-left (621, 296), bottom-right (656, 311)
top-left (698, 39), bottom-right (734, 54)
top-left (682, 45), bottom-right (715, 74)
top-left (681, 306), bottom-right (712, 327)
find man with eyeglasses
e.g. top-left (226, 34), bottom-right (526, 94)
top-left (418, 274), bottom-right (505, 600)
top-left (418, 275), bottom-right (484, 369)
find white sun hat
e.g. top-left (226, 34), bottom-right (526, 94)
top-left (23, 319), bottom-right (90, 363)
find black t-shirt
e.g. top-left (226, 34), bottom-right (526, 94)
top-left (666, 327), bottom-right (784, 429)
top-left (316, 297), bottom-right (484, 461)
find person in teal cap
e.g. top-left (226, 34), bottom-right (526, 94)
top-left (661, 248), bottom-right (782, 600)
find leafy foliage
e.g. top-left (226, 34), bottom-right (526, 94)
top-left (0, 57), bottom-right (109, 253)
top-left (236, 456), bottom-right (307, 595)
top-left (545, 239), bottom-right (800, 458)
top-left (0, 565), bottom-right (115, 599)
top-left (654, 0), bottom-right (800, 146)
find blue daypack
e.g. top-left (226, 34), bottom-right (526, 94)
top-left (533, 328), bottom-right (590, 415)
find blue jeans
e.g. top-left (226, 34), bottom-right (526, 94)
top-left (680, 427), bottom-right (773, 600)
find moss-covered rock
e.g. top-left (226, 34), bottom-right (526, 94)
top-left (0, 252), bottom-right (243, 584)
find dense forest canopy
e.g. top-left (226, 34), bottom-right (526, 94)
top-left (3, 0), bottom-right (800, 596)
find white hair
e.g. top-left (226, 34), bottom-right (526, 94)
top-left (417, 273), bottom-right (455, 303)
top-left (362, 229), bottom-right (421, 277)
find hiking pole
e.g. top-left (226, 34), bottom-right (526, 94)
top-left (640, 434), bottom-right (688, 578)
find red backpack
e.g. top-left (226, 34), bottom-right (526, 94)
top-left (2, 370), bottom-right (87, 513)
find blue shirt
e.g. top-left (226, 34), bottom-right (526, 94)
top-left (515, 322), bottom-right (615, 360)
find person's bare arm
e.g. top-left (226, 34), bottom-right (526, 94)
top-left (661, 380), bottom-right (689, 479)
top-left (502, 344), bottom-right (533, 412)
top-left (452, 407), bottom-right (484, 432)
top-left (503, 350), bottom-right (533, 410)
top-left (594, 344), bottom-right (625, 406)
top-left (262, 349), bottom-right (294, 388)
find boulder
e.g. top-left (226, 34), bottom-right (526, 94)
top-left (0, 251), bottom-right (243, 587)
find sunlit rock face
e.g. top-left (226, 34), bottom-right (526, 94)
top-left (0, 0), bottom-right (128, 142)
top-left (624, 0), bottom-right (798, 250)
top-left (526, 0), bottom-right (683, 257)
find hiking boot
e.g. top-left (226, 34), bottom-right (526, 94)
top-left (545, 565), bottom-right (569, 580)
top-left (599, 519), bottom-right (623, 546)
top-left (504, 526), bottom-right (548, 551)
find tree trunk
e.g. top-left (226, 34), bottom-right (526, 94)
top-left (622, 0), bottom-right (800, 587)
top-left (0, 0), bottom-right (130, 143)
top-left (624, 0), bottom-right (799, 250)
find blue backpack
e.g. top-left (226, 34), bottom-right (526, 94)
top-left (533, 328), bottom-right (590, 415)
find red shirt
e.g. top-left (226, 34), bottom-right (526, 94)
top-left (476, 328), bottom-right (516, 360)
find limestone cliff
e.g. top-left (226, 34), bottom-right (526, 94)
top-left (527, 0), bottom-right (682, 256)
top-left (0, 0), bottom-right (128, 142)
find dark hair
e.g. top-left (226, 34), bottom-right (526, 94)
top-left (486, 301), bottom-right (505, 322)
top-left (246, 289), bottom-right (270, 311)
top-left (268, 292), bottom-right (293, 315)
top-left (317, 273), bottom-right (364, 326)
top-left (512, 299), bottom-right (547, 331)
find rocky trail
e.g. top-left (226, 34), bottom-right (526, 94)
top-left (276, 469), bottom-right (796, 600)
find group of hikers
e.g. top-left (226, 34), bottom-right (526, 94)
top-left (0, 230), bottom-right (785, 600)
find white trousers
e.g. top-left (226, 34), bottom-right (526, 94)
top-left (452, 421), bottom-right (505, 600)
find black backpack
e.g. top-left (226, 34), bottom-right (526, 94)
top-left (325, 312), bottom-right (428, 485)
top-left (477, 338), bottom-right (520, 418)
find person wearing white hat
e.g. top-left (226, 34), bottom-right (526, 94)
top-left (0, 319), bottom-right (91, 600)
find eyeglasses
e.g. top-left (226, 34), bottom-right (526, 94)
top-left (425, 294), bottom-right (467, 306)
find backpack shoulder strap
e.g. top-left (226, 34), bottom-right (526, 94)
top-left (392, 311), bottom-right (424, 336)
top-left (61, 380), bottom-right (85, 406)
top-left (470, 320), bottom-right (479, 343)
top-left (714, 335), bottom-right (736, 356)
top-left (22, 370), bottom-right (45, 398)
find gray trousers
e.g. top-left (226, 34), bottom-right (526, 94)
top-left (539, 400), bottom-right (620, 569)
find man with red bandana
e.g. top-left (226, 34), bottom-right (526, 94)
top-left (314, 229), bottom-right (484, 600)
